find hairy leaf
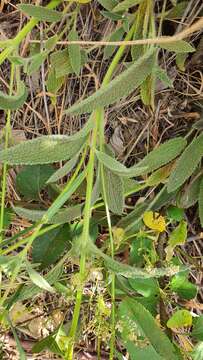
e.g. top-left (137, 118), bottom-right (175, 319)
top-left (13, 203), bottom-right (83, 224)
top-left (198, 177), bottom-right (203, 227)
top-left (68, 29), bottom-right (81, 76)
top-left (65, 47), bottom-right (156, 115)
top-left (50, 48), bottom-right (72, 78)
top-left (119, 299), bottom-right (179, 360)
top-left (104, 27), bottom-right (125, 59)
top-left (96, 150), bottom-right (147, 177)
top-left (159, 40), bottom-right (195, 53)
top-left (167, 134), bottom-right (203, 193)
top-left (136, 137), bottom-right (186, 174)
top-left (102, 167), bottom-right (124, 215)
top-left (46, 155), bottom-right (78, 183)
top-left (19, 4), bottom-right (63, 22)
top-left (0, 81), bottom-right (28, 110)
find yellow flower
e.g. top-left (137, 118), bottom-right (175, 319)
top-left (143, 211), bottom-right (166, 233)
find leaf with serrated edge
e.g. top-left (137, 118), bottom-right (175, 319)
top-left (18, 4), bottom-right (63, 22)
top-left (168, 134), bottom-right (203, 193)
top-left (0, 81), bottom-right (28, 110)
top-left (65, 47), bottom-right (156, 115)
top-left (159, 40), bottom-right (195, 53)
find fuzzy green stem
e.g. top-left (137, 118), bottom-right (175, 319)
top-left (0, 64), bottom-right (15, 242)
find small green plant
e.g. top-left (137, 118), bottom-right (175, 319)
top-left (0, 1), bottom-right (202, 359)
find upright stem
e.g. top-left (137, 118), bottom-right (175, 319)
top-left (65, 113), bottom-right (99, 359)
top-left (0, 64), bottom-right (15, 242)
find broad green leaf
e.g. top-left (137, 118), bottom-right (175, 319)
top-left (19, 4), bottom-right (63, 22)
top-left (128, 277), bottom-right (159, 297)
top-left (159, 40), bottom-right (195, 53)
top-left (65, 47), bottom-right (156, 115)
top-left (119, 298), bottom-right (178, 360)
top-left (0, 81), bottom-right (28, 110)
top-left (98, 0), bottom-right (118, 11)
top-left (136, 137), bottom-right (186, 174)
top-left (96, 150), bottom-right (147, 177)
top-left (113, 0), bottom-right (143, 12)
top-left (45, 35), bottom-right (58, 50)
top-left (167, 134), bottom-right (203, 193)
top-left (125, 342), bottom-right (163, 360)
top-left (143, 211), bottom-right (166, 232)
top-left (46, 68), bottom-right (65, 98)
top-left (50, 49), bottom-right (72, 78)
top-left (102, 167), bottom-right (124, 215)
top-left (68, 29), bottom-right (81, 76)
top-left (46, 155), bottom-right (78, 183)
top-left (0, 135), bottom-right (84, 165)
top-left (170, 272), bottom-right (197, 300)
top-left (191, 342), bottom-right (203, 360)
top-left (32, 224), bottom-right (72, 269)
top-left (16, 165), bottom-right (54, 199)
top-left (13, 203), bottom-right (83, 224)
top-left (130, 236), bottom-right (154, 267)
top-left (166, 206), bottom-right (184, 221)
top-left (117, 202), bottom-right (148, 234)
top-left (167, 310), bottom-right (192, 329)
top-left (198, 178), bottom-right (203, 227)
top-left (192, 316), bottom-right (203, 341)
top-left (26, 261), bottom-right (55, 293)
top-left (104, 27), bottom-right (125, 59)
top-left (26, 51), bottom-right (48, 75)
top-left (178, 175), bottom-right (202, 208)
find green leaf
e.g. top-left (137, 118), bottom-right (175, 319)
top-left (128, 277), bottom-right (159, 297)
top-left (32, 224), bottom-right (72, 269)
top-left (155, 66), bottom-right (174, 88)
top-left (50, 49), bottom-right (72, 78)
top-left (0, 81), bottom-right (28, 110)
top-left (165, 2), bottom-right (189, 19)
top-left (129, 236), bottom-right (154, 267)
top-left (26, 261), bottom-right (55, 293)
top-left (125, 342), bottom-right (163, 360)
top-left (65, 47), bottom-right (156, 115)
top-left (166, 206), bottom-right (184, 222)
top-left (98, 0), bottom-right (118, 11)
top-left (0, 135), bottom-right (84, 165)
top-left (13, 265), bottom-right (62, 302)
top-left (198, 178), bottom-right (203, 227)
top-left (26, 51), bottom-right (48, 75)
top-left (46, 68), bottom-right (65, 98)
top-left (159, 40), bottom-right (195, 53)
top-left (16, 165), bottom-right (54, 199)
top-left (178, 175), bottom-right (202, 208)
top-left (192, 316), bottom-right (203, 341)
top-left (166, 220), bottom-right (187, 261)
top-left (119, 298), bottom-right (178, 360)
top-left (113, 0), bottom-right (143, 12)
top-left (46, 155), bottom-right (78, 183)
top-left (96, 150), bottom-right (147, 177)
top-left (176, 53), bottom-right (187, 71)
top-left (136, 137), bottom-right (186, 174)
top-left (191, 342), bottom-right (203, 360)
top-left (13, 203), bottom-right (83, 224)
top-left (90, 242), bottom-right (185, 279)
top-left (167, 134), bottom-right (203, 193)
top-left (170, 272), bottom-right (197, 300)
top-left (32, 332), bottom-right (63, 356)
top-left (104, 27), bottom-right (125, 59)
top-left (102, 167), bottom-right (124, 215)
top-left (19, 4), bottom-right (63, 22)
top-left (68, 29), bottom-right (81, 76)
top-left (167, 310), bottom-right (192, 329)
